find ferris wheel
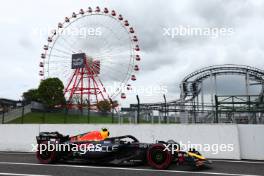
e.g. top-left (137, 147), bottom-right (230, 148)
top-left (39, 7), bottom-right (141, 108)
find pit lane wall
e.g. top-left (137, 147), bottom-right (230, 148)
top-left (0, 124), bottom-right (263, 160)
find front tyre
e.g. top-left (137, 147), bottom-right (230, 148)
top-left (147, 144), bottom-right (172, 170)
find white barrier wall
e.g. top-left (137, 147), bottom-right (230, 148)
top-left (0, 125), bottom-right (39, 152)
top-left (238, 125), bottom-right (264, 160)
top-left (0, 124), bottom-right (263, 159)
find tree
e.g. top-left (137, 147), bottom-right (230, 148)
top-left (38, 78), bottom-right (66, 108)
top-left (22, 89), bottom-right (39, 103)
top-left (97, 100), bottom-right (111, 114)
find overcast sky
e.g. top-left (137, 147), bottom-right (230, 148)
top-left (0, 0), bottom-right (264, 106)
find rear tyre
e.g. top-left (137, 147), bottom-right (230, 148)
top-left (147, 144), bottom-right (172, 170)
top-left (36, 141), bottom-right (58, 164)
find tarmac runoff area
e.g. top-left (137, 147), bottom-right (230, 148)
top-left (0, 152), bottom-right (263, 176)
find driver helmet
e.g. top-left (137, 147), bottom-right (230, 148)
top-left (100, 128), bottom-right (110, 139)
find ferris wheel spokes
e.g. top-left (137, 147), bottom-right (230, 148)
top-left (39, 7), bottom-right (141, 110)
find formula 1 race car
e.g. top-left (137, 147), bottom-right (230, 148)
top-left (36, 131), bottom-right (211, 170)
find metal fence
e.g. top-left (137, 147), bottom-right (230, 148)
top-left (1, 102), bottom-right (264, 124)
top-left (1, 105), bottom-right (31, 124)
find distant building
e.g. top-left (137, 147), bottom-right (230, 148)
top-left (31, 101), bottom-right (44, 111)
top-left (0, 98), bottom-right (22, 113)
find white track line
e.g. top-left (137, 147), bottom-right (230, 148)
top-left (0, 152), bottom-right (33, 155)
top-left (211, 160), bottom-right (264, 164)
top-left (0, 173), bottom-right (51, 176)
top-left (0, 162), bottom-right (261, 176)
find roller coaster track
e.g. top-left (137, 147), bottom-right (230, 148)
top-left (128, 64), bottom-right (264, 111)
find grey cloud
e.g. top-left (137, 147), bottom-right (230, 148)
top-left (18, 38), bottom-right (33, 49)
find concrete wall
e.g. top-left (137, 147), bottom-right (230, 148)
top-left (238, 125), bottom-right (264, 160)
top-left (0, 125), bottom-right (39, 151)
top-left (0, 124), bottom-right (263, 160)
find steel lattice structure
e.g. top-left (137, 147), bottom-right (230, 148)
top-left (124, 64), bottom-right (264, 124)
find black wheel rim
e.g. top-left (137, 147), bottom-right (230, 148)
top-left (151, 149), bottom-right (166, 164)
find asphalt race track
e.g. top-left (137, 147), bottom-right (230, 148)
top-left (0, 152), bottom-right (263, 176)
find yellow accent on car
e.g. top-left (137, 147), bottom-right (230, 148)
top-left (188, 152), bottom-right (206, 160)
top-left (100, 128), bottom-right (110, 139)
